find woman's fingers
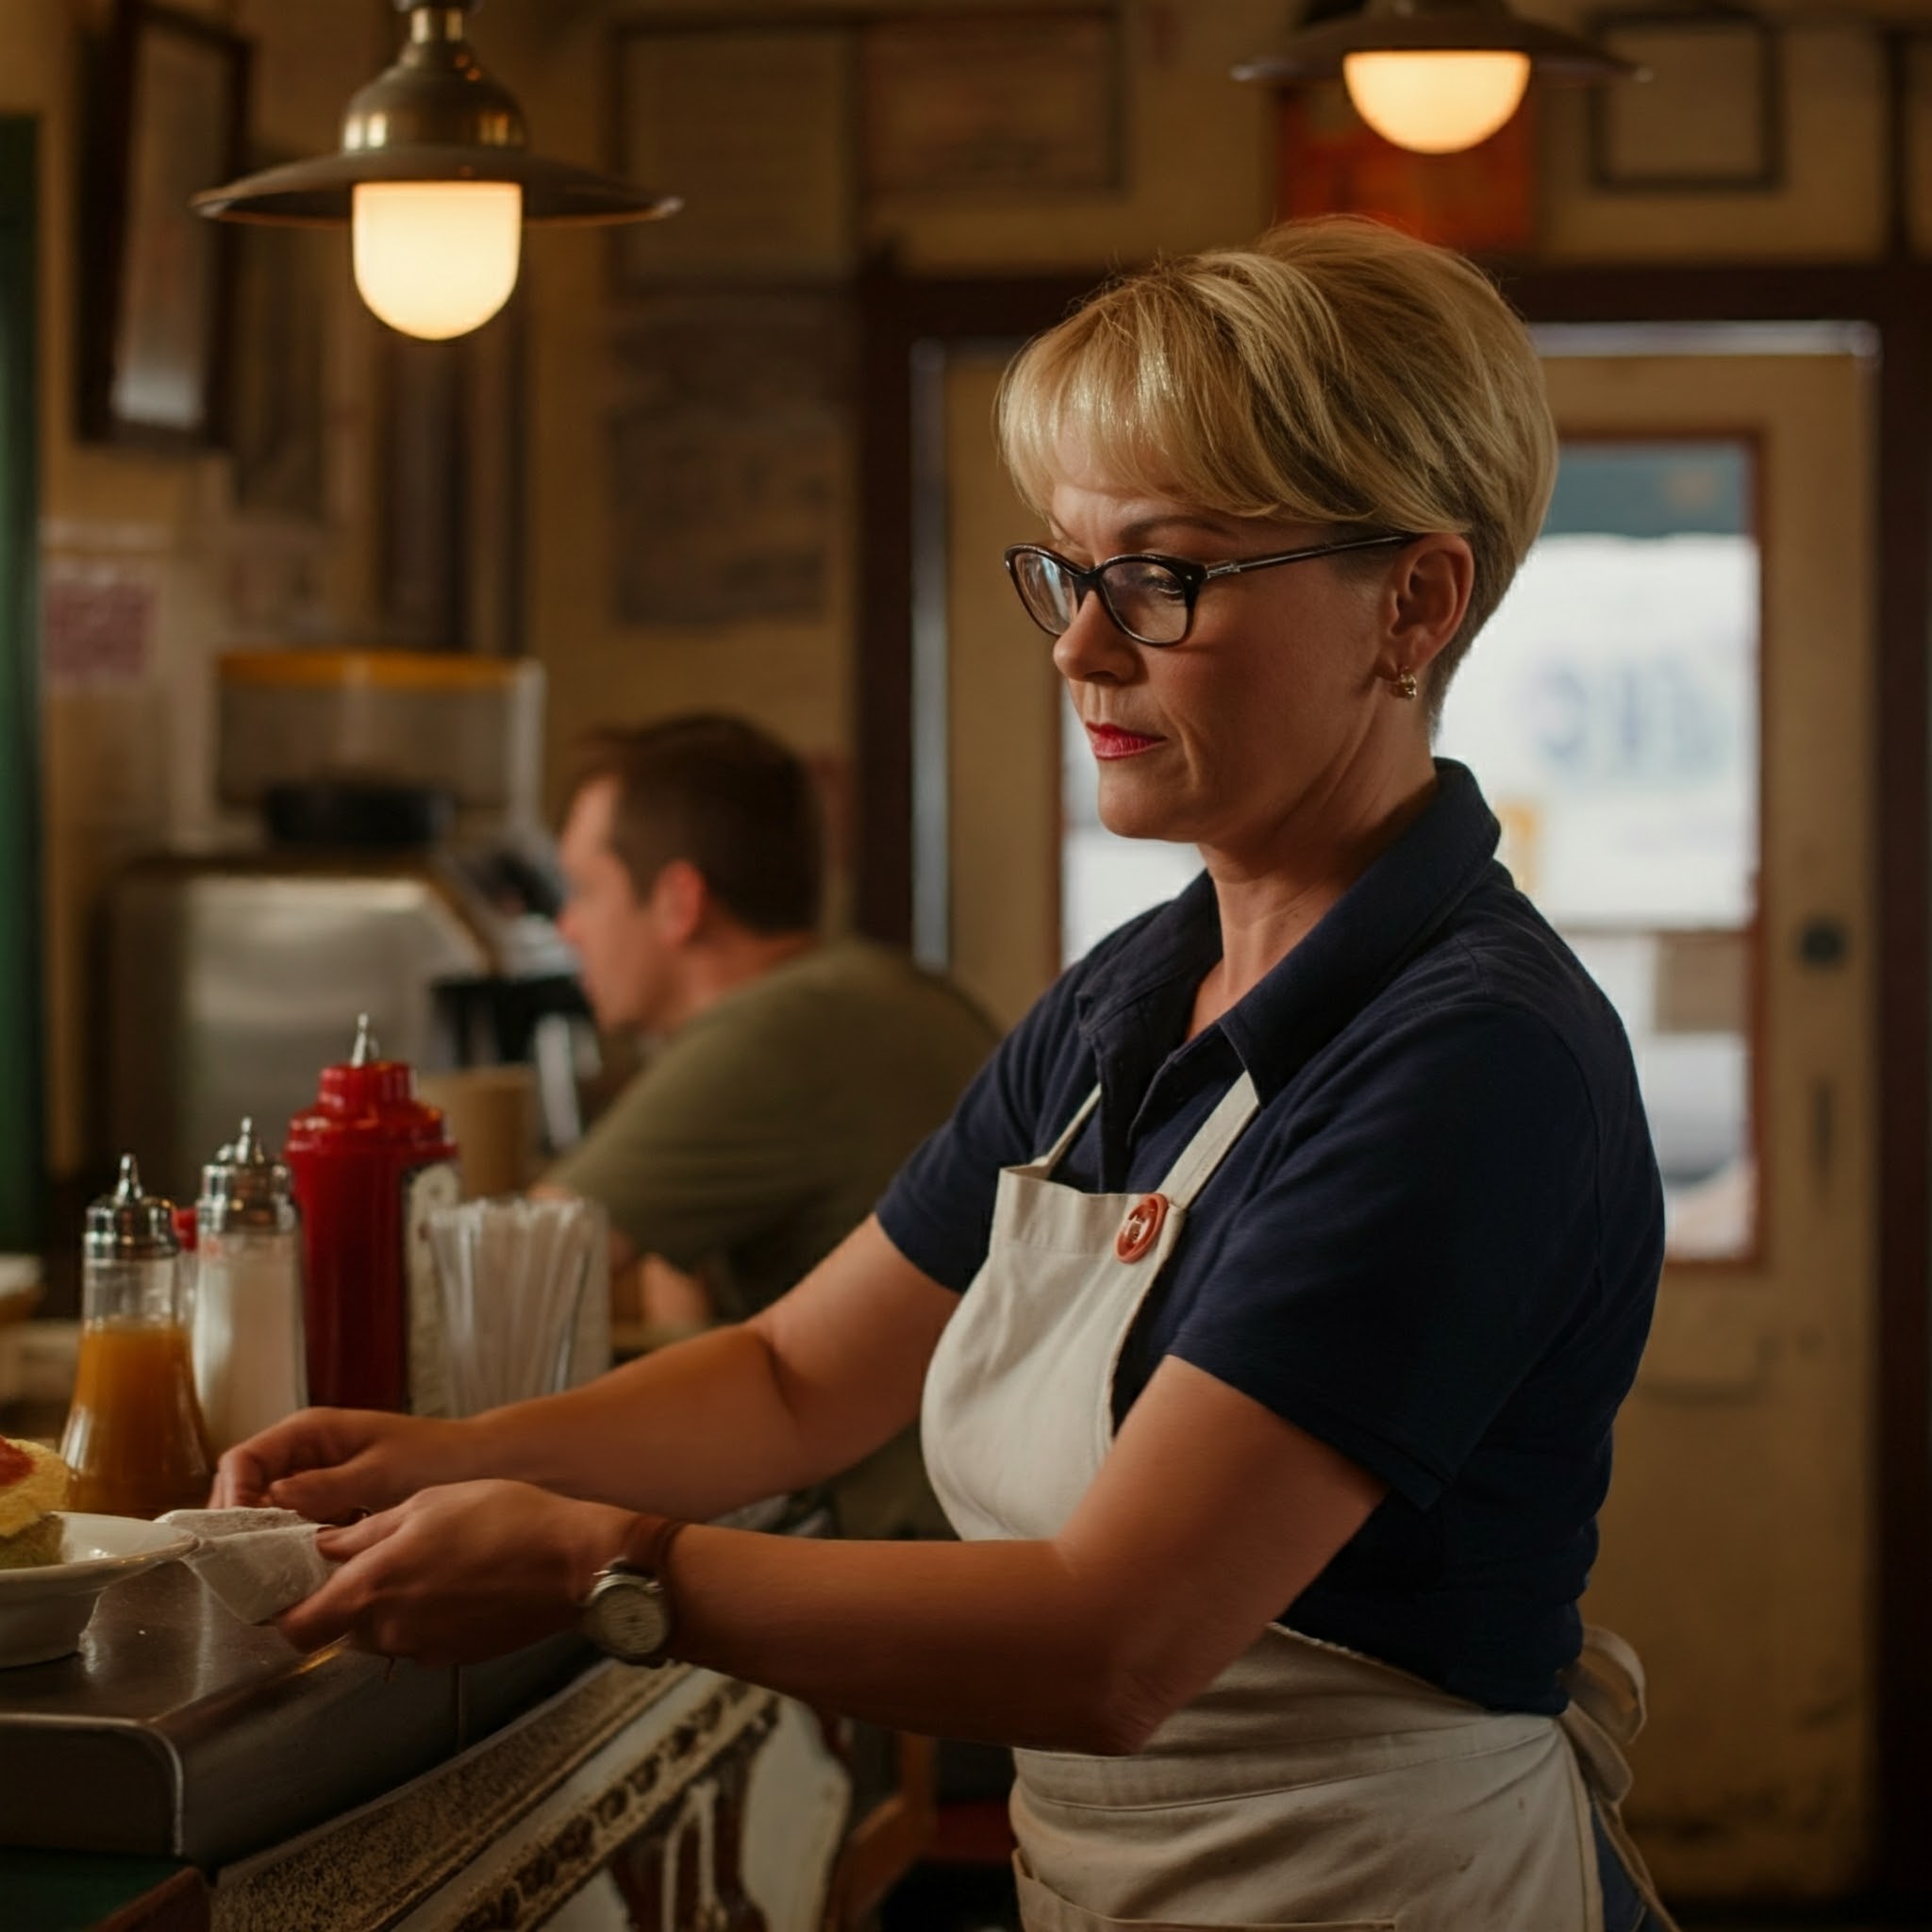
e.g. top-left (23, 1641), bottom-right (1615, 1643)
top-left (275, 1556), bottom-right (368, 1653)
top-left (214, 1408), bottom-right (397, 1510)
top-left (275, 1483), bottom-right (627, 1664)
top-left (314, 1507), bottom-right (399, 1561)
top-left (270, 1456), bottom-right (396, 1524)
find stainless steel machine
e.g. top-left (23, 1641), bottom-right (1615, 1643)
top-left (104, 652), bottom-right (589, 1200)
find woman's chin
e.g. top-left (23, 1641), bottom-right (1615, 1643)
top-left (1096, 793), bottom-right (1193, 845)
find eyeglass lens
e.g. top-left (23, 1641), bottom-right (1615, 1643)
top-left (1012, 552), bottom-right (1192, 646)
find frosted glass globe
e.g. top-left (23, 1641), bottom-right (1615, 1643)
top-left (352, 181), bottom-right (523, 341)
top-left (1342, 50), bottom-right (1532, 155)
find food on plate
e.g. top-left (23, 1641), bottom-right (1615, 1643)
top-left (0, 1435), bottom-right (70, 1570)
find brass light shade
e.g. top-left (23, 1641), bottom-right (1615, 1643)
top-left (193, 2), bottom-right (679, 228)
top-left (1233, 0), bottom-right (1643, 86)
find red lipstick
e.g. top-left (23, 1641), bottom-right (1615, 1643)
top-left (1086, 723), bottom-right (1164, 759)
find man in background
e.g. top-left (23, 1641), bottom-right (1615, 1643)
top-left (534, 713), bottom-right (997, 1539)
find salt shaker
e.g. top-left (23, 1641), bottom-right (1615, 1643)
top-left (192, 1119), bottom-right (308, 1456)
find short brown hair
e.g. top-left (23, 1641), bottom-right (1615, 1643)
top-left (997, 216), bottom-right (1557, 717)
top-left (568, 715), bottom-right (824, 933)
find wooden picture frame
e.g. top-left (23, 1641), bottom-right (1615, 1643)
top-left (609, 20), bottom-right (858, 288)
top-left (1587, 8), bottom-right (1783, 193)
top-left (79, 0), bottom-right (249, 451)
top-left (861, 8), bottom-right (1124, 199)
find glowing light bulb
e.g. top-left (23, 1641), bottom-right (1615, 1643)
top-left (351, 181), bottom-right (523, 341)
top-left (1341, 50), bottom-right (1532, 154)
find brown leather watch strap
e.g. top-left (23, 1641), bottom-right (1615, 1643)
top-left (610, 1512), bottom-right (689, 1582)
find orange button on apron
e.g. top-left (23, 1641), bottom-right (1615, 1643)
top-left (1115, 1191), bottom-right (1169, 1262)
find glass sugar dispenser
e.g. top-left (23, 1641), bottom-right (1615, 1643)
top-left (192, 1118), bottom-right (308, 1457)
top-left (61, 1156), bottom-right (214, 1519)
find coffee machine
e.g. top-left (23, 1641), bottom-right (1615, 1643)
top-left (104, 652), bottom-right (591, 1200)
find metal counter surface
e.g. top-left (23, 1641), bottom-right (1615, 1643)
top-left (0, 1492), bottom-right (811, 1874)
top-left (0, 1559), bottom-right (591, 1868)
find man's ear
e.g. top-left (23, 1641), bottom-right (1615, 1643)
top-left (1380, 533), bottom-right (1474, 682)
top-left (647, 858), bottom-right (708, 943)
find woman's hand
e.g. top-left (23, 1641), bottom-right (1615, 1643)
top-left (278, 1480), bottom-right (633, 1666)
top-left (210, 1407), bottom-right (483, 1518)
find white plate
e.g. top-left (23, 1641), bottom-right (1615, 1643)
top-left (0, 1512), bottom-right (199, 1667)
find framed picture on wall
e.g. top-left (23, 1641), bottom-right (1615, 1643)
top-left (609, 22), bottom-right (858, 287)
top-left (861, 8), bottom-right (1124, 198)
top-left (79, 1), bottom-right (250, 451)
top-left (1587, 8), bottom-right (1784, 192)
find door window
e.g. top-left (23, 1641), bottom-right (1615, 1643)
top-left (1438, 441), bottom-right (1758, 1260)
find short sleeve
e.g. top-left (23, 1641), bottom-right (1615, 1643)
top-left (542, 1005), bottom-right (824, 1272)
top-left (1172, 1004), bottom-right (1606, 1509)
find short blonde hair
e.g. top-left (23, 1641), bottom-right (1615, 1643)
top-left (996, 216), bottom-right (1557, 709)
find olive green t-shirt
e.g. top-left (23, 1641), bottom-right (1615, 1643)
top-left (549, 939), bottom-right (996, 1320)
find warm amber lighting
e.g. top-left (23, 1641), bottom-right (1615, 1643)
top-left (351, 181), bottom-right (523, 341)
top-left (1341, 49), bottom-right (1532, 153)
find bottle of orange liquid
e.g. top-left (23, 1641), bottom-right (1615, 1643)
top-left (61, 1156), bottom-right (213, 1519)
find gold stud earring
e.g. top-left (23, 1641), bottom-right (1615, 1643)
top-left (1391, 670), bottom-right (1419, 701)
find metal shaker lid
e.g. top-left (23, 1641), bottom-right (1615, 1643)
top-left (199, 1118), bottom-right (298, 1234)
top-left (86, 1155), bottom-right (180, 1261)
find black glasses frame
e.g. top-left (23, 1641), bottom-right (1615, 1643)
top-left (1003, 531), bottom-right (1416, 647)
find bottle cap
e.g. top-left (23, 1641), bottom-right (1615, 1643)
top-left (199, 1118), bottom-right (299, 1234)
top-left (85, 1156), bottom-right (180, 1262)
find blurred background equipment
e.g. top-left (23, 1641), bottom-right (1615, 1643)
top-left (103, 650), bottom-right (589, 1202)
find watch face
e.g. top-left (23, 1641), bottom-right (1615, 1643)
top-left (586, 1574), bottom-right (672, 1663)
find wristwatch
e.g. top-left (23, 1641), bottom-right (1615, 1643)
top-left (580, 1515), bottom-right (688, 1666)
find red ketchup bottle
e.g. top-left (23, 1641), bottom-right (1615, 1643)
top-left (284, 1016), bottom-right (460, 1413)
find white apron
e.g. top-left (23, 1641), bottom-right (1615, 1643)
top-left (921, 1074), bottom-right (1678, 1932)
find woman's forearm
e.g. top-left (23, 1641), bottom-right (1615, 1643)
top-left (472, 1323), bottom-right (843, 1520)
top-left (470, 1220), bottom-right (952, 1522)
top-left (665, 1526), bottom-right (1168, 1756)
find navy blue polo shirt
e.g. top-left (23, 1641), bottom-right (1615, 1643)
top-left (878, 760), bottom-right (1664, 1715)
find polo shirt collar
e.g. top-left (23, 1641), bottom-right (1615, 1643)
top-left (1075, 759), bottom-right (1501, 1105)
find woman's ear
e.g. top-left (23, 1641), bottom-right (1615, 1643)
top-left (1382, 534), bottom-right (1474, 681)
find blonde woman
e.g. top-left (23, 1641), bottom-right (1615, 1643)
top-left (221, 217), bottom-right (1675, 1932)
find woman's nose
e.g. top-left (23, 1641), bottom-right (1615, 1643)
top-left (1051, 588), bottom-right (1139, 684)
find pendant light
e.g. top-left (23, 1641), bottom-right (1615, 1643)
top-left (1235, 0), bottom-right (1642, 157)
top-left (194, 1), bottom-right (679, 341)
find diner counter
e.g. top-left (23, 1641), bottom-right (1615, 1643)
top-left (0, 1494), bottom-right (871, 1931)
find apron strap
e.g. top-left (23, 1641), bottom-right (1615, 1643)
top-left (1034, 1086), bottom-right (1102, 1175)
top-left (1560, 1625), bottom-right (1683, 1932)
top-left (1036, 1070), bottom-right (1260, 1205)
top-left (1157, 1072), bottom-right (1262, 1209)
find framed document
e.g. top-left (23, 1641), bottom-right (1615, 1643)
top-left (862, 8), bottom-right (1123, 197)
top-left (611, 23), bottom-right (858, 287)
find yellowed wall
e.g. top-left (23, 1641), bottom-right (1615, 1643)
top-left (477, 0), bottom-right (1288, 827)
top-left (491, 0), bottom-right (1930, 822)
top-left (3, 0), bottom-right (391, 1173)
